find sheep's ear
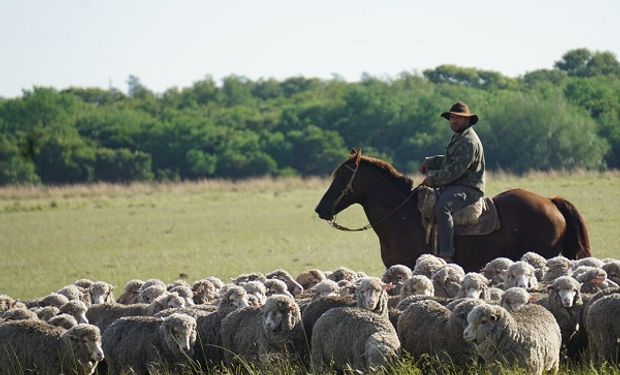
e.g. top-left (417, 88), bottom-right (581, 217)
top-left (349, 148), bottom-right (358, 157)
top-left (383, 283), bottom-right (396, 292)
top-left (490, 314), bottom-right (498, 322)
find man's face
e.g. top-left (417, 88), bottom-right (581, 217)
top-left (449, 114), bottom-right (470, 132)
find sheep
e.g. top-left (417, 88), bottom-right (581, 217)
top-left (326, 266), bottom-right (359, 283)
top-left (463, 303), bottom-right (561, 375)
top-left (1, 307), bottom-right (39, 322)
top-left (0, 294), bottom-right (17, 312)
top-left (59, 300), bottom-right (89, 324)
top-left (584, 293), bottom-right (620, 364)
top-left (154, 305), bottom-right (214, 319)
top-left (48, 313), bottom-right (79, 330)
top-left (38, 293), bottom-right (70, 308)
top-left (242, 280), bottom-right (267, 306)
top-left (295, 269), bottom-right (326, 290)
top-left (34, 306), bottom-right (60, 321)
top-left (191, 278), bottom-right (217, 304)
top-left (168, 279), bottom-right (191, 291)
top-left (58, 284), bottom-right (90, 305)
top-left (399, 275), bottom-right (434, 299)
top-left (138, 278), bottom-right (167, 293)
top-left (221, 294), bottom-right (306, 364)
top-left (382, 264), bottom-right (413, 296)
top-left (301, 294), bottom-right (356, 344)
top-left (500, 287), bottom-right (531, 311)
top-left (521, 251), bottom-right (547, 281)
top-left (395, 294), bottom-right (450, 311)
top-left (575, 267), bottom-right (619, 293)
top-left (233, 272), bottom-right (266, 285)
top-left (431, 264), bottom-right (465, 298)
top-left (138, 283), bottom-right (167, 304)
top-left (169, 285), bottom-right (195, 306)
top-left (206, 276), bottom-right (224, 290)
top-left (88, 281), bottom-right (114, 305)
top-left (543, 255), bottom-right (573, 283)
top-left (309, 279), bottom-right (340, 299)
top-left (505, 261), bottom-right (539, 290)
top-left (413, 254), bottom-right (447, 278)
top-left (74, 278), bottom-right (95, 289)
top-left (397, 298), bottom-right (485, 367)
top-left (535, 276), bottom-right (582, 348)
top-left (264, 278), bottom-right (294, 298)
top-left (337, 279), bottom-right (357, 298)
top-left (0, 320), bottom-right (104, 375)
top-left (195, 285), bottom-right (250, 368)
top-left (602, 260), bottom-right (620, 286)
top-left (266, 269), bottom-right (304, 297)
top-left (573, 256), bottom-right (604, 270)
top-left (456, 272), bottom-right (491, 300)
top-left (310, 277), bottom-right (400, 372)
top-left (481, 257), bottom-right (514, 286)
top-left (115, 279), bottom-right (144, 304)
top-left (86, 292), bottom-right (185, 332)
top-left (102, 313), bottom-right (197, 375)
top-left (489, 287), bottom-right (504, 302)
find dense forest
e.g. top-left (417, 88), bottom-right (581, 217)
top-left (1, 48), bottom-right (619, 185)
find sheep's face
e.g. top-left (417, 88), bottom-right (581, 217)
top-left (84, 337), bottom-right (105, 363)
top-left (139, 286), bottom-right (166, 304)
top-left (463, 305), bottom-right (501, 344)
top-left (557, 287), bottom-right (578, 308)
top-left (166, 317), bottom-right (197, 356)
top-left (66, 328), bottom-right (105, 364)
top-left (507, 262), bottom-right (538, 289)
top-left (228, 291), bottom-right (250, 309)
top-left (356, 279), bottom-right (384, 311)
top-left (89, 283), bottom-right (113, 305)
top-left (500, 288), bottom-right (530, 311)
top-left (264, 309), bottom-right (285, 332)
top-left (311, 280), bottom-right (339, 300)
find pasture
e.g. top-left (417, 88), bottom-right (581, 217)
top-left (1, 171), bottom-right (618, 300)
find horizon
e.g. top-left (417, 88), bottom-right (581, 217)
top-left (1, 0), bottom-right (619, 98)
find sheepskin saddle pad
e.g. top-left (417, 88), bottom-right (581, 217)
top-left (417, 186), bottom-right (500, 242)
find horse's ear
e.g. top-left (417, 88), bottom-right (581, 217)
top-left (352, 148), bottom-right (362, 166)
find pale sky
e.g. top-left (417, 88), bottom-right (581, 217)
top-left (1, 0), bottom-right (618, 98)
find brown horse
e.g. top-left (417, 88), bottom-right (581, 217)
top-left (314, 150), bottom-right (591, 272)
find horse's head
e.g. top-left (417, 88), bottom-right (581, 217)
top-left (315, 149), bottom-right (364, 221)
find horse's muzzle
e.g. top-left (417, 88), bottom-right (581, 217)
top-left (314, 206), bottom-right (333, 221)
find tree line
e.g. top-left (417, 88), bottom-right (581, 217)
top-left (1, 48), bottom-right (619, 185)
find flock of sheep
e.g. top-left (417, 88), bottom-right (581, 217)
top-left (1, 252), bottom-right (620, 374)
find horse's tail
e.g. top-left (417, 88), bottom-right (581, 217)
top-left (551, 197), bottom-right (591, 259)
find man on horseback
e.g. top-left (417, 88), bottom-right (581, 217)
top-left (419, 101), bottom-right (486, 263)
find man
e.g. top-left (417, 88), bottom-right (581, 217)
top-left (419, 101), bottom-right (485, 263)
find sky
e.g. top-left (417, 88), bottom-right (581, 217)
top-left (0, 0), bottom-right (619, 98)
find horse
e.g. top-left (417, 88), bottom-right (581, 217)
top-left (314, 150), bottom-right (591, 273)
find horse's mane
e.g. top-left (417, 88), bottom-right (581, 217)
top-left (353, 155), bottom-right (414, 190)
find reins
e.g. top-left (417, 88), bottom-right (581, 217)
top-left (327, 161), bottom-right (422, 232)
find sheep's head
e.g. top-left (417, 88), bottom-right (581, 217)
top-left (64, 324), bottom-right (104, 364)
top-left (89, 281), bottom-right (114, 305)
top-left (152, 292), bottom-right (186, 313)
top-left (548, 276), bottom-right (581, 308)
top-left (580, 269), bottom-right (608, 287)
top-left (263, 295), bottom-right (301, 333)
top-left (355, 277), bottom-right (389, 312)
top-left (500, 287), bottom-right (531, 311)
top-left (400, 275), bottom-right (434, 298)
top-left (451, 298), bottom-right (486, 330)
top-left (163, 313), bottom-right (197, 357)
top-left (382, 264), bottom-right (413, 285)
top-left (242, 280), bottom-right (267, 306)
top-left (310, 280), bottom-right (340, 300)
top-left (458, 273), bottom-right (490, 300)
top-left (233, 272), bottom-right (266, 285)
top-left (546, 256), bottom-right (573, 276)
top-left (219, 285), bottom-right (250, 310)
top-left (520, 252), bottom-right (547, 269)
top-left (506, 261), bottom-right (538, 289)
top-left (327, 267), bottom-right (358, 283)
top-left (463, 304), bottom-right (506, 344)
top-left (191, 279), bottom-right (217, 304)
top-left (139, 284), bottom-right (167, 304)
top-left (413, 254), bottom-right (447, 278)
top-left (267, 269), bottom-right (304, 297)
top-left (295, 269), bottom-right (325, 290)
top-left (0, 295), bottom-right (17, 313)
top-left (602, 261), bottom-right (620, 285)
top-left (432, 265), bottom-right (465, 298)
top-left (116, 279), bottom-right (144, 304)
top-left (60, 300), bottom-right (89, 324)
top-left (263, 279), bottom-right (291, 297)
top-left (481, 257), bottom-right (513, 285)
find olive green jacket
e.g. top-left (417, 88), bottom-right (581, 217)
top-left (423, 126), bottom-right (485, 193)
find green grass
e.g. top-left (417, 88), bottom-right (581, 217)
top-left (1, 171), bottom-right (619, 300)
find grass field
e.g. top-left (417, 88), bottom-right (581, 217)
top-left (1, 171), bottom-right (619, 300)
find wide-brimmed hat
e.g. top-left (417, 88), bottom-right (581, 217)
top-left (441, 101), bottom-right (479, 125)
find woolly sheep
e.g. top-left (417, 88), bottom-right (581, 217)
top-left (195, 285), bottom-right (250, 368)
top-left (536, 276), bottom-right (582, 347)
top-left (243, 280), bottom-right (267, 306)
top-left (59, 300), bottom-right (89, 324)
top-left (310, 277), bottom-right (400, 372)
top-left (264, 278), bottom-right (294, 298)
top-left (413, 254), bottom-right (447, 278)
top-left (266, 269), bottom-right (304, 297)
top-left (456, 272), bottom-right (491, 300)
top-left (74, 278), bottom-right (95, 289)
top-left (86, 292), bottom-right (185, 332)
top-left (399, 275), bottom-right (434, 298)
top-left (38, 293), bottom-right (70, 308)
top-left (301, 295), bottom-right (356, 344)
top-left (34, 306), bottom-right (60, 321)
top-left (397, 298), bottom-right (485, 367)
top-left (191, 278), bottom-right (217, 304)
top-left (115, 279), bottom-right (144, 304)
top-left (481, 257), bottom-right (514, 286)
top-left (520, 251), bottom-right (547, 281)
top-left (102, 313), bottom-right (197, 375)
top-left (309, 279), bottom-right (340, 300)
top-left (337, 279), bottom-right (357, 298)
top-left (58, 284), bottom-right (89, 305)
top-left (88, 281), bottom-right (115, 305)
top-left (463, 303), bottom-right (561, 375)
top-left (602, 260), bottom-right (620, 286)
top-left (327, 266), bottom-right (359, 283)
top-left (382, 264), bottom-right (413, 296)
top-left (169, 285), bottom-right (195, 306)
top-left (138, 283), bottom-right (167, 304)
top-left (221, 294), bottom-right (306, 364)
top-left (543, 256), bottom-right (573, 283)
top-left (295, 269), bottom-right (326, 290)
top-left (575, 268), bottom-right (619, 293)
top-left (395, 294), bottom-right (449, 311)
top-left (489, 287), bottom-right (504, 302)
top-left (233, 272), bottom-right (266, 285)
top-left (48, 313), bottom-right (79, 330)
top-left (0, 294), bottom-right (17, 312)
top-left (505, 261), bottom-right (539, 290)
top-left (500, 287), bottom-right (531, 311)
top-left (432, 264), bottom-right (465, 298)
top-left (168, 279), bottom-right (191, 291)
top-left (573, 256), bottom-right (604, 270)
top-left (1, 308), bottom-right (39, 322)
top-left (0, 320), bottom-right (104, 375)
top-left (206, 276), bottom-right (224, 290)
top-left (584, 293), bottom-right (620, 364)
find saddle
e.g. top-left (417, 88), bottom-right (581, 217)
top-left (417, 186), bottom-right (501, 254)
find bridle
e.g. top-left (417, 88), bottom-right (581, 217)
top-left (328, 160), bottom-right (419, 232)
